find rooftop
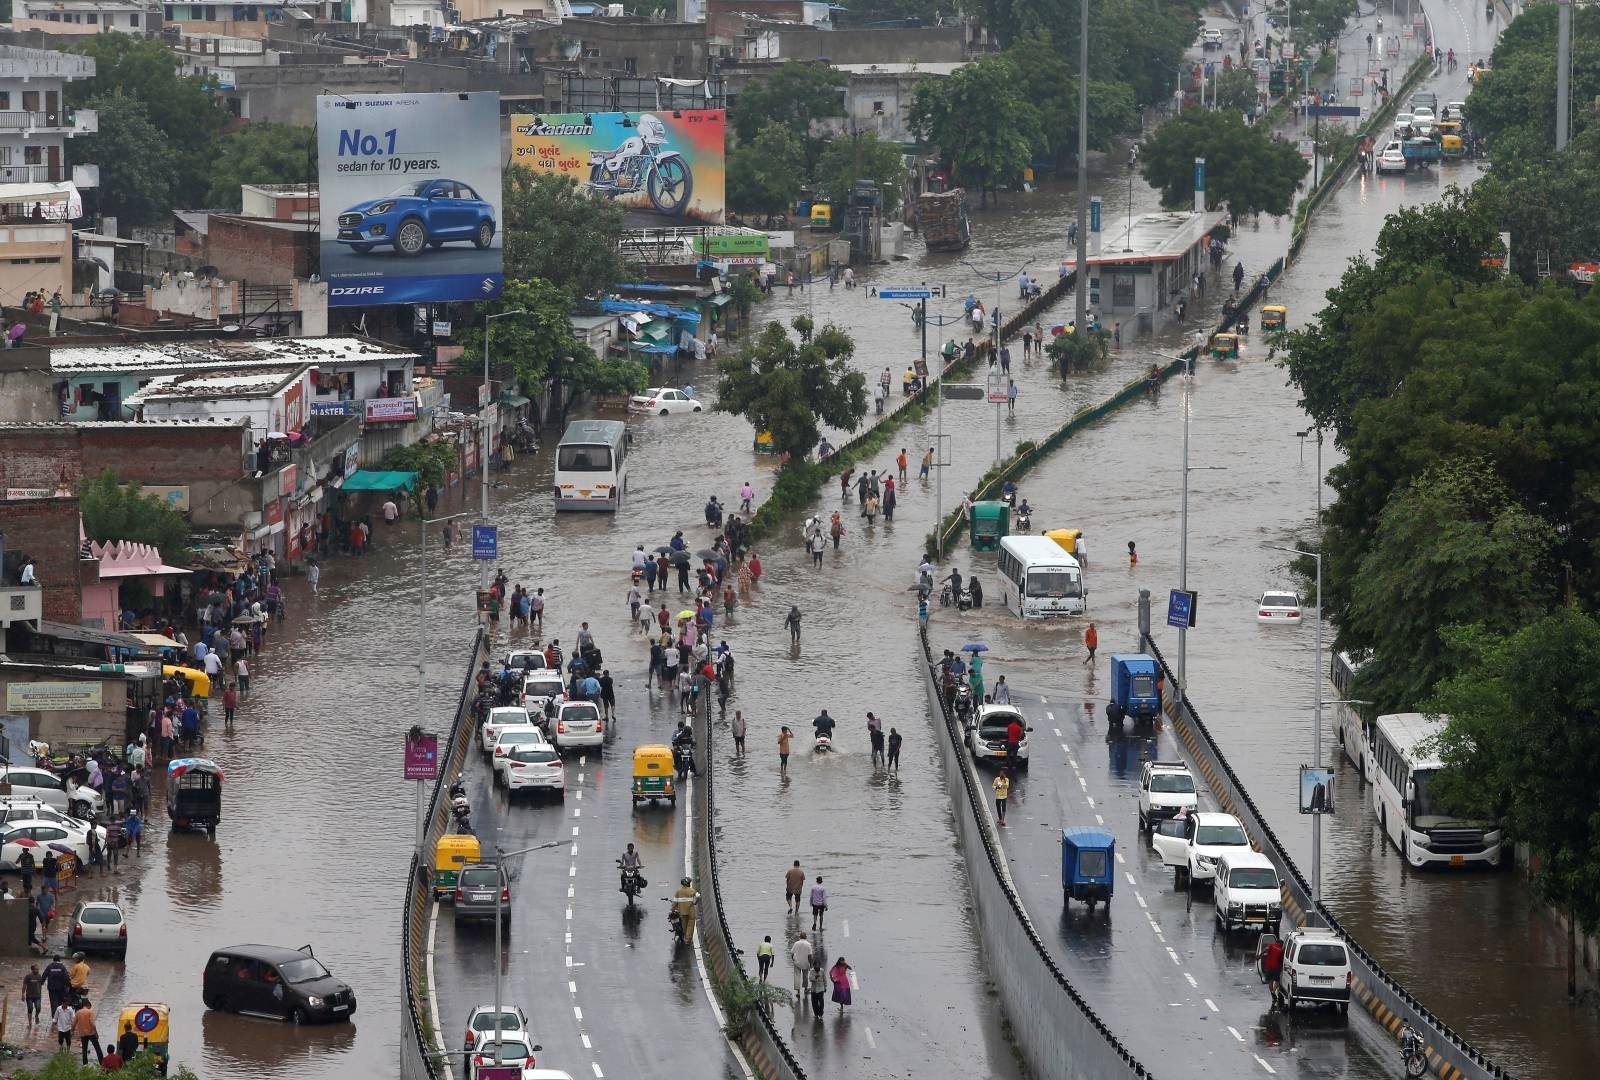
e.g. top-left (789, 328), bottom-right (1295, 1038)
top-left (835, 62), bottom-right (967, 76)
top-left (0, 45), bottom-right (97, 80)
top-left (0, 419), bottom-right (250, 429)
top-left (241, 183), bottom-right (318, 197)
top-left (16, 0), bottom-right (145, 10)
top-left (1088, 211), bottom-right (1227, 266)
top-left (47, 336), bottom-right (419, 374)
top-left (126, 364), bottom-right (308, 403)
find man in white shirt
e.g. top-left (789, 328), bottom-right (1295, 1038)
top-left (382, 499), bottom-right (399, 524)
top-left (790, 932), bottom-right (814, 998)
top-left (202, 650), bottom-right (223, 680)
top-left (19, 560), bottom-right (36, 585)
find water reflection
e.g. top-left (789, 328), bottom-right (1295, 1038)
top-left (199, 1007), bottom-right (357, 1073)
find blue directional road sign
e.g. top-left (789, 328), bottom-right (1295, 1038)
top-left (1308, 104), bottom-right (1363, 118)
top-left (472, 524), bottom-right (498, 560)
top-left (1167, 589), bottom-right (1198, 629)
top-left (877, 288), bottom-right (933, 300)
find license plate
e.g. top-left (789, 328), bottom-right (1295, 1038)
top-left (1312, 976), bottom-right (1333, 983)
top-left (333, 1005), bottom-right (349, 1012)
top-left (1450, 855), bottom-right (1464, 866)
top-left (471, 892), bottom-right (492, 901)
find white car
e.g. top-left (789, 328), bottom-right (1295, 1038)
top-left (628, 387), bottom-right (703, 416)
top-left (503, 650), bottom-right (546, 672)
top-left (520, 670), bottom-right (565, 715)
top-left (463, 1003), bottom-right (531, 1053)
top-left (1411, 106), bottom-right (1436, 125)
top-left (1393, 113), bottom-right (1414, 136)
top-left (504, 745), bottom-right (565, 799)
top-left (967, 703), bottom-right (1031, 768)
top-left (1151, 811), bottom-right (1252, 887)
top-left (492, 725), bottom-right (552, 785)
top-left (68, 900), bottom-right (127, 958)
top-left (1256, 590), bottom-right (1302, 624)
top-left (1376, 144), bottom-right (1408, 174)
top-left (0, 818), bottom-right (96, 870)
top-left (552, 700), bottom-right (605, 751)
top-left (468, 1029), bottom-right (544, 1079)
top-left (1276, 926), bottom-right (1352, 1014)
top-left (1201, 27), bottom-right (1223, 48)
top-left (481, 707), bottom-right (534, 753)
top-left (0, 766), bottom-right (102, 817)
top-left (0, 799), bottom-right (103, 838)
top-left (1212, 851), bottom-right (1281, 933)
top-left (1443, 101), bottom-right (1466, 121)
top-left (1137, 761), bottom-right (1198, 830)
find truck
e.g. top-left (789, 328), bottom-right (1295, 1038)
top-left (1400, 136), bottom-right (1442, 167)
top-left (1108, 654), bottom-right (1162, 724)
top-left (917, 189), bottom-right (971, 252)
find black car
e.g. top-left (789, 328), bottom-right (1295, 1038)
top-left (203, 944), bottom-right (356, 1024)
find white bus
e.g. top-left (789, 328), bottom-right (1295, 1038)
top-left (1329, 651), bottom-right (1371, 780)
top-left (553, 420), bottom-right (628, 512)
top-left (996, 536), bottom-right (1086, 618)
top-left (1371, 712), bottom-right (1502, 869)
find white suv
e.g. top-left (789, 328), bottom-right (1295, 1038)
top-left (481, 706), bottom-right (533, 753)
top-left (968, 703), bottom-right (1031, 768)
top-left (1151, 811), bottom-right (1251, 887)
top-left (0, 766), bottom-right (102, 817)
top-left (504, 745), bottom-right (565, 800)
top-left (1137, 762), bottom-right (1198, 830)
top-left (1276, 926), bottom-right (1352, 1014)
top-left (520, 670), bottom-right (565, 715)
top-left (1212, 851), bottom-right (1281, 933)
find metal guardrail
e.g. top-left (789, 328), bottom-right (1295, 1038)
top-left (916, 628), bottom-right (1154, 1078)
top-left (1140, 633), bottom-right (1511, 1080)
top-left (401, 628), bottom-right (488, 1080)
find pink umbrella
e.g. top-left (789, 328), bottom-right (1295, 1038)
top-left (10, 838), bottom-right (39, 848)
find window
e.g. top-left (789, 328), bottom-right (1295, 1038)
top-left (1149, 774), bottom-right (1195, 794)
top-left (1195, 823), bottom-right (1248, 846)
top-left (24, 147), bottom-right (42, 165)
top-left (131, 13), bottom-right (140, 24)
top-left (1025, 569), bottom-right (1080, 598)
top-left (557, 447), bottom-right (610, 472)
top-left (87, 12), bottom-right (98, 21)
top-left (279, 957), bottom-right (331, 983)
top-left (1112, 273), bottom-right (1136, 307)
top-left (1078, 850), bottom-right (1108, 876)
top-left (1228, 867), bottom-right (1278, 889)
top-left (0, 94), bottom-right (9, 110)
top-left (79, 906), bottom-right (122, 924)
top-left (1296, 943), bottom-right (1347, 966)
top-left (623, 56), bottom-right (637, 74)
top-left (872, 100), bottom-right (885, 115)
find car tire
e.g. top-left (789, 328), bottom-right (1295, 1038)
top-left (1338, 1002), bottom-right (1349, 1016)
top-left (115, 947), bottom-right (127, 960)
top-left (474, 220), bottom-right (495, 249)
top-left (289, 1007), bottom-right (308, 1025)
top-left (395, 218), bottom-right (428, 256)
top-left (692, 405), bottom-right (702, 412)
top-left (350, 243), bottom-right (373, 253)
top-left (660, 409), bottom-right (671, 416)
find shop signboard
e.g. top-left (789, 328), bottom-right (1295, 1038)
top-left (365, 397), bottom-right (418, 423)
top-left (6, 682), bottom-right (103, 712)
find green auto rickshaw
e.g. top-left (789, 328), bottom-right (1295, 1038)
top-left (969, 501), bottom-right (1010, 552)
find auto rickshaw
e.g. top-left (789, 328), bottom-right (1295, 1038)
top-left (753, 431), bottom-right (776, 455)
top-left (969, 500), bottom-right (1009, 552)
top-left (1211, 332), bottom-right (1240, 360)
top-left (162, 665), bottom-right (211, 708)
top-left (433, 834), bottom-right (482, 900)
top-left (116, 1002), bottom-right (170, 1075)
top-left (1045, 528), bottom-right (1083, 560)
top-left (1260, 305), bottom-right (1287, 332)
top-left (1440, 133), bottom-right (1465, 160)
top-left (632, 744), bottom-right (676, 807)
top-left (166, 758), bottom-right (223, 835)
top-left (1061, 826), bottom-right (1115, 912)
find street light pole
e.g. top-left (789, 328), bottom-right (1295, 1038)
top-left (489, 840), bottom-right (564, 1065)
top-left (1275, 544), bottom-right (1331, 916)
top-left (1075, 0), bottom-right (1090, 332)
top-left (479, 310), bottom-right (527, 601)
top-left (417, 509), bottom-right (477, 854)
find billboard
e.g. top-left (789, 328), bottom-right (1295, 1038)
top-left (317, 92), bottom-right (504, 307)
top-left (510, 110), bottom-right (725, 225)
top-left (1299, 765), bottom-right (1335, 814)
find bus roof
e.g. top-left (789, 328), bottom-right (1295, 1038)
top-left (559, 419), bottom-right (627, 445)
top-left (999, 535), bottom-right (1081, 567)
top-left (1375, 712), bottom-right (1447, 767)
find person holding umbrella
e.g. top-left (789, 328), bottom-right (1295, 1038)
top-left (674, 550), bottom-right (692, 593)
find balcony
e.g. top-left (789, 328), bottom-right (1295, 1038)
top-left (0, 109), bottom-right (97, 136)
top-left (0, 164), bottom-right (55, 184)
top-left (0, 585), bottom-right (43, 629)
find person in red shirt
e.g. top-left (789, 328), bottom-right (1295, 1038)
top-left (1006, 718), bottom-right (1024, 761)
top-left (222, 683), bottom-right (239, 728)
top-left (98, 1048), bottom-right (124, 1071)
top-left (1262, 938), bottom-right (1285, 1009)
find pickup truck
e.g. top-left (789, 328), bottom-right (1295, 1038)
top-left (1401, 137), bottom-right (1442, 166)
top-left (1150, 811), bottom-right (1252, 887)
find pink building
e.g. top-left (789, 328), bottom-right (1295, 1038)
top-left (80, 533), bottom-right (192, 631)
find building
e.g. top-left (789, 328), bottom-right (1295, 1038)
top-left (126, 363), bottom-right (315, 435)
top-left (0, 45), bottom-right (99, 187)
top-left (240, 182), bottom-right (318, 221)
top-left (161, 0), bottom-right (339, 39)
top-left (0, 210), bottom-right (72, 308)
top-left (812, 62), bottom-right (967, 146)
top-left (1085, 211), bottom-right (1227, 333)
top-left (205, 214), bottom-right (316, 283)
top-left (12, 0), bottom-right (152, 35)
top-left (78, 537), bottom-right (191, 630)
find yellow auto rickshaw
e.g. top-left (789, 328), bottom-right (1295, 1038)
top-left (632, 744), bottom-right (676, 807)
top-left (433, 834), bottom-right (482, 900)
top-left (116, 1002), bottom-right (170, 1075)
top-left (163, 664), bottom-right (211, 701)
top-left (1260, 305), bottom-right (1287, 332)
top-left (1440, 133), bottom-right (1464, 160)
top-left (753, 431), bottom-right (776, 455)
top-left (1211, 332), bottom-right (1240, 360)
top-left (1045, 528), bottom-right (1083, 559)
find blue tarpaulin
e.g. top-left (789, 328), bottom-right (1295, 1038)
top-left (627, 341), bottom-right (678, 354)
top-left (598, 298), bottom-right (702, 326)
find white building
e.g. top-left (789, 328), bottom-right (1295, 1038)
top-left (126, 364), bottom-right (315, 434)
top-left (0, 46), bottom-right (99, 187)
top-left (12, 0), bottom-right (150, 35)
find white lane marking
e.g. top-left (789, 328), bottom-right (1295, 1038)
top-left (1085, 795), bottom-right (1095, 808)
top-left (574, 807), bottom-right (581, 818)
top-left (571, 843), bottom-right (578, 856)
top-left (566, 907), bottom-right (574, 920)
top-left (1040, 696), bottom-right (1049, 703)
top-left (578, 772), bottom-right (585, 782)
top-left (568, 885), bottom-right (575, 898)
top-left (1046, 712), bottom-right (1055, 721)
top-left (1166, 947), bottom-right (1181, 965)
top-left (581, 1033), bottom-right (591, 1048)
top-left (1115, 852), bottom-right (1126, 864)
top-left (682, 773), bottom-right (758, 1079)
top-left (572, 826), bottom-right (580, 836)
top-left (1053, 727), bottom-right (1062, 737)
top-left (864, 1026), bottom-right (877, 1049)
top-left (569, 980), bottom-right (578, 994)
top-left (1254, 1055), bottom-right (1276, 1074)
top-left (1135, 892), bottom-right (1148, 909)
top-left (1124, 871), bottom-right (1136, 885)
top-left (574, 1006), bottom-right (583, 1021)
top-left (1205, 998), bottom-right (1219, 1012)
top-left (842, 919), bottom-right (851, 938)
top-left (1077, 776), bottom-right (1088, 791)
top-left (1228, 1026), bottom-right (1245, 1042)
top-left (1095, 814), bottom-right (1105, 824)
top-left (565, 931), bottom-right (572, 945)
top-left (570, 865), bottom-right (577, 877)
top-left (1184, 972), bottom-right (1198, 989)
top-left (1060, 742), bottom-right (1071, 755)
top-left (580, 754), bottom-right (588, 766)
top-left (593, 1065), bottom-right (605, 1079)
top-left (566, 955), bottom-right (574, 968)
top-left (425, 900), bottom-right (454, 1080)
top-left (1069, 759), bottom-right (1079, 770)
top-left (576, 789), bottom-right (583, 800)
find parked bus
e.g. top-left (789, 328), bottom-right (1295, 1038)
top-left (996, 536), bottom-right (1086, 618)
top-left (553, 420), bottom-right (628, 512)
top-left (1371, 712), bottom-right (1502, 869)
top-left (1329, 650), bottom-right (1370, 780)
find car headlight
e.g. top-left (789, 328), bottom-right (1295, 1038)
top-left (306, 996), bottom-right (324, 1007)
top-left (1227, 901), bottom-right (1243, 912)
top-left (369, 201), bottom-right (396, 215)
top-left (1195, 854), bottom-right (1215, 867)
top-left (1268, 903), bottom-right (1281, 914)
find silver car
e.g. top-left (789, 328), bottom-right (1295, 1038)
top-left (68, 901), bottom-right (127, 958)
top-left (454, 863), bottom-right (510, 926)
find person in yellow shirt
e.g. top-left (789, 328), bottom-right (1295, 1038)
top-left (68, 953), bottom-right (90, 994)
top-left (993, 769), bottom-right (1012, 826)
top-left (672, 877), bottom-right (699, 944)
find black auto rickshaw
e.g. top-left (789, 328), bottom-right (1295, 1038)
top-left (167, 758), bottom-right (223, 835)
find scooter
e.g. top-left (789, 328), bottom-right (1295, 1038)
top-left (953, 684), bottom-right (976, 726)
top-left (672, 741), bottom-right (694, 779)
top-left (956, 586), bottom-right (974, 612)
top-left (665, 899), bottom-right (691, 945)
top-left (813, 732), bottom-right (833, 753)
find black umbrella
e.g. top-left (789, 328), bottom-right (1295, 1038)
top-left (654, 545), bottom-right (675, 555)
top-left (695, 548), bottom-right (721, 561)
top-left (670, 551), bottom-right (692, 566)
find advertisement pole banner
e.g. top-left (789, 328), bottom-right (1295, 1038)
top-left (510, 110), bottom-right (725, 225)
top-left (317, 91), bottom-right (504, 307)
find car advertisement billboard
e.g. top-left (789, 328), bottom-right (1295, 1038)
top-left (317, 91), bottom-right (503, 307)
top-left (510, 110), bottom-right (725, 225)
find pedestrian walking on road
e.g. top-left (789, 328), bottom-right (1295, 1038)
top-left (888, 727), bottom-right (902, 773)
top-left (222, 682), bottom-right (238, 728)
top-left (74, 999), bottom-right (102, 1064)
top-left (307, 560), bottom-right (320, 594)
top-left (236, 656), bottom-right (250, 696)
top-left (897, 449), bottom-right (908, 482)
top-left (790, 933), bottom-right (814, 1001)
top-left (830, 957), bottom-right (853, 1014)
top-left (731, 710), bottom-right (747, 755)
top-left (43, 955), bottom-right (68, 1017)
top-left (809, 958), bottom-right (828, 1015)
top-left (1083, 622), bottom-right (1099, 664)
top-left (785, 606), bottom-right (803, 643)
top-left (1007, 379), bottom-right (1018, 416)
top-left (53, 1001), bottom-right (73, 1049)
top-left (757, 936), bottom-right (775, 982)
top-left (809, 876), bottom-right (828, 930)
top-left (23, 964), bottom-right (42, 1023)
top-left (785, 860), bottom-right (805, 914)
top-left (920, 447), bottom-right (934, 480)
top-left (867, 712), bottom-right (885, 767)
top-left (809, 531), bottom-right (826, 568)
top-left (779, 727), bottom-right (793, 777)
top-left (993, 768), bottom-right (1012, 825)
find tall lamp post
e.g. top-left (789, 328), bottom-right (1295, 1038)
top-left (1156, 351), bottom-right (1224, 697)
top-left (913, 297), bottom-right (970, 560)
top-left (483, 840), bottom-right (564, 1069)
top-left (1074, 0), bottom-right (1090, 332)
top-left (416, 508), bottom-right (477, 853)
top-left (962, 260), bottom-right (1030, 464)
top-left (479, 310), bottom-right (527, 603)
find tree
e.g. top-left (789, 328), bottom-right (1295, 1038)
top-left (73, 96), bottom-right (176, 226)
top-left (1475, 128), bottom-right (1600, 283)
top-left (812, 130), bottom-right (906, 213)
top-left (910, 55), bottom-right (1041, 204)
top-left (562, 348), bottom-right (650, 398)
top-left (66, 35), bottom-right (225, 207)
top-left (1288, 0), bottom-right (1358, 47)
top-left (1139, 108), bottom-right (1306, 217)
top-left (501, 168), bottom-right (629, 300)
top-left (731, 63), bottom-right (846, 146)
top-left (1427, 609), bottom-right (1600, 936)
top-left (456, 278), bottom-right (591, 400)
top-left (80, 470), bottom-right (192, 564)
top-left (1003, 33), bottom-right (1139, 166)
top-left (1343, 459), bottom-right (1557, 713)
top-left (204, 122), bottom-right (316, 209)
top-left (1462, 4), bottom-right (1600, 164)
top-left (714, 322), bottom-right (868, 461)
top-left (727, 122), bottom-right (806, 219)
top-left (1212, 67), bottom-right (1259, 115)
top-left (13, 1054), bottom-right (199, 1080)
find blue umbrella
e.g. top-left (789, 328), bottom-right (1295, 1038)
top-left (960, 643), bottom-right (989, 653)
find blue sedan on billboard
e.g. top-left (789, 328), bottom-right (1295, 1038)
top-left (336, 179), bottom-right (496, 256)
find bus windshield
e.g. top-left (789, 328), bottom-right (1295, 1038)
top-left (557, 445), bottom-right (612, 472)
top-left (1026, 569), bottom-right (1081, 598)
top-left (1409, 769), bottom-right (1473, 829)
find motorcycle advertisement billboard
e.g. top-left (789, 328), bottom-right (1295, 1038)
top-left (316, 91), bottom-right (503, 307)
top-left (510, 110), bottom-right (725, 225)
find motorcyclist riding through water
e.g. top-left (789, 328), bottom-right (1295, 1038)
top-left (813, 709), bottom-right (836, 749)
top-left (619, 842), bottom-right (645, 893)
top-left (672, 719), bottom-right (698, 775)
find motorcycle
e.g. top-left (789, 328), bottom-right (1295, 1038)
top-left (956, 586), bottom-right (974, 612)
top-left (1017, 509), bottom-right (1032, 532)
top-left (1401, 1024), bottom-right (1427, 1079)
top-left (953, 684), bottom-right (976, 726)
top-left (617, 861), bottom-right (646, 908)
top-left (586, 114), bottom-right (695, 216)
top-left (672, 741), bottom-right (694, 779)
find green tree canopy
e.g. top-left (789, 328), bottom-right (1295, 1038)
top-left (1344, 459), bottom-right (1558, 713)
top-left (1427, 609), bottom-right (1600, 932)
top-left (15, 1053), bottom-right (199, 1080)
top-left (75, 96), bottom-right (176, 226)
top-left (1212, 67), bottom-right (1260, 115)
top-left (910, 55), bottom-right (1041, 204)
top-left (1465, 3), bottom-right (1600, 164)
top-left (457, 278), bottom-right (592, 399)
top-left (204, 122), bottom-right (316, 209)
top-left (80, 470), bottom-right (192, 564)
top-left (1139, 108), bottom-right (1307, 216)
top-left (501, 168), bottom-right (629, 300)
top-left (731, 63), bottom-right (846, 146)
top-left (727, 122), bottom-right (806, 218)
top-left (812, 130), bottom-right (906, 213)
top-left (1003, 33), bottom-right (1139, 164)
top-left (714, 322), bottom-right (868, 460)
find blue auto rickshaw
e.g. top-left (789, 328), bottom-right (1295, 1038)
top-left (1061, 826), bottom-right (1115, 912)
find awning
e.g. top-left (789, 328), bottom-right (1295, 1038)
top-left (34, 620), bottom-right (149, 650)
top-left (500, 394), bottom-right (530, 409)
top-left (628, 341), bottom-right (678, 355)
top-left (708, 294), bottom-right (732, 307)
top-left (641, 320), bottom-right (673, 341)
top-left (341, 469), bottom-right (418, 493)
top-left (129, 633), bottom-right (182, 650)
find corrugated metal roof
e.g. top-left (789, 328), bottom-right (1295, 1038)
top-left (48, 336), bottom-right (419, 374)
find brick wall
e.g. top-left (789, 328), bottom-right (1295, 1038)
top-left (79, 425), bottom-right (252, 484)
top-left (0, 428), bottom-right (80, 492)
top-left (206, 216), bottom-right (314, 285)
top-left (0, 496), bottom-right (82, 623)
